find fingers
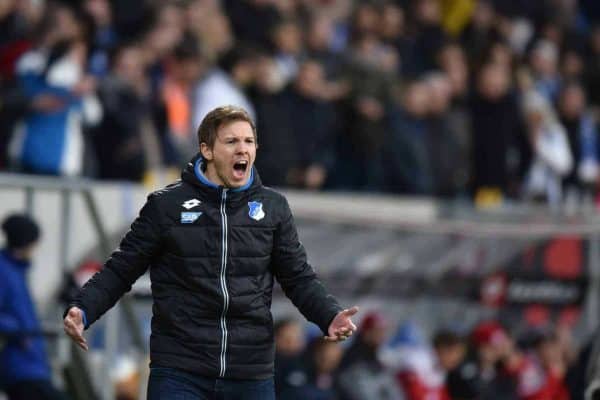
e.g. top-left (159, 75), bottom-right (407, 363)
top-left (324, 333), bottom-right (353, 342)
top-left (72, 337), bottom-right (89, 351)
top-left (343, 306), bottom-right (359, 317)
top-left (79, 340), bottom-right (89, 351)
top-left (334, 327), bottom-right (352, 335)
top-left (326, 306), bottom-right (360, 343)
top-left (64, 314), bottom-right (88, 351)
top-left (325, 327), bottom-right (355, 343)
top-left (64, 326), bottom-right (88, 351)
top-left (348, 321), bottom-right (357, 331)
top-left (63, 321), bottom-right (83, 339)
top-left (334, 308), bottom-right (359, 334)
top-left (68, 308), bottom-right (82, 323)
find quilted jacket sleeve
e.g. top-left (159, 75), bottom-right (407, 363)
top-left (67, 193), bottom-right (163, 327)
top-left (271, 197), bottom-right (342, 334)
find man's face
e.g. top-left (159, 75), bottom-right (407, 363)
top-left (201, 120), bottom-right (257, 188)
top-left (436, 343), bottom-right (466, 371)
top-left (13, 241), bottom-right (38, 262)
top-left (275, 323), bottom-right (304, 356)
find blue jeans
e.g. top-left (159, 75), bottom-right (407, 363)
top-left (147, 367), bottom-right (275, 400)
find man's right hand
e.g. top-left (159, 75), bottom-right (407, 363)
top-left (63, 307), bottom-right (88, 351)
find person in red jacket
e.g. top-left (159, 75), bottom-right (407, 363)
top-left (500, 330), bottom-right (570, 400)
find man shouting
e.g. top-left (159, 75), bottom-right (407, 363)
top-left (64, 105), bottom-right (358, 399)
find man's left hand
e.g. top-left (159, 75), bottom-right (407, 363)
top-left (325, 306), bottom-right (359, 342)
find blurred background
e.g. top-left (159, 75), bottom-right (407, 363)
top-left (2, 0), bottom-right (600, 399)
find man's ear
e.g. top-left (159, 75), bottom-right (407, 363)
top-left (200, 143), bottom-right (213, 161)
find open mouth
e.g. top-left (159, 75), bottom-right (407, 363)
top-left (233, 160), bottom-right (248, 178)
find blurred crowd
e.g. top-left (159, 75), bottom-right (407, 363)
top-left (2, 0), bottom-right (600, 207)
top-left (274, 312), bottom-right (587, 400)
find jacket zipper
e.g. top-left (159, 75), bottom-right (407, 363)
top-left (218, 188), bottom-right (229, 377)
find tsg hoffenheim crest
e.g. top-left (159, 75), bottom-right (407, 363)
top-left (248, 201), bottom-right (265, 221)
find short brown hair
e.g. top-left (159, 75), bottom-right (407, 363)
top-left (197, 105), bottom-right (257, 148)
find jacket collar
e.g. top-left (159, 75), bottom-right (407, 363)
top-left (192, 157), bottom-right (255, 192)
top-left (181, 154), bottom-right (262, 204)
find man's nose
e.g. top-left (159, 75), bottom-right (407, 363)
top-left (236, 142), bottom-right (250, 153)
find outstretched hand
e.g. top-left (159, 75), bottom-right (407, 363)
top-left (63, 307), bottom-right (88, 351)
top-left (325, 306), bottom-right (359, 342)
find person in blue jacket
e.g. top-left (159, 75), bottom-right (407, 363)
top-left (0, 214), bottom-right (67, 400)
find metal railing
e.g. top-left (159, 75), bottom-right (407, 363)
top-left (0, 173), bottom-right (146, 400)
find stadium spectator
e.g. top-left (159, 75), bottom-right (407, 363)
top-left (283, 60), bottom-right (337, 190)
top-left (584, 25), bottom-right (600, 108)
top-left (142, 2), bottom-right (185, 73)
top-left (560, 49), bottom-right (585, 82)
top-left (337, 312), bottom-right (403, 400)
top-left (446, 321), bottom-right (516, 400)
top-left (251, 52), bottom-right (296, 187)
top-left (408, 0), bottom-right (449, 76)
top-left (557, 81), bottom-right (599, 204)
top-left (336, 31), bottom-right (395, 190)
top-left (384, 80), bottom-right (432, 194)
top-left (566, 331), bottom-right (594, 399)
top-left (436, 43), bottom-right (472, 194)
top-left (529, 39), bottom-right (562, 103)
top-left (274, 318), bottom-right (307, 397)
top-left (253, 56), bottom-right (340, 190)
top-left (390, 322), bottom-right (448, 400)
top-left (424, 72), bottom-right (469, 197)
top-left (306, 13), bottom-right (345, 83)
top-left (161, 34), bottom-right (206, 163)
top-left (185, 0), bottom-right (233, 62)
top-left (459, 0), bottom-right (497, 67)
top-left (531, 332), bottom-right (571, 400)
top-left (281, 337), bottom-right (344, 400)
top-left (64, 105), bottom-right (359, 399)
top-left (83, 0), bottom-right (118, 78)
top-left (378, 2), bottom-right (407, 57)
top-left (0, 214), bottom-right (68, 400)
top-left (433, 331), bottom-right (467, 377)
top-left (90, 44), bottom-right (155, 181)
top-left (349, 2), bottom-right (380, 39)
top-left (451, 322), bottom-right (573, 400)
top-left (0, 76), bottom-right (29, 170)
top-left (469, 62), bottom-right (527, 203)
top-left (0, 1), bottom-right (35, 169)
top-left (192, 46), bottom-right (257, 130)
top-left (437, 42), bottom-right (469, 100)
top-left (223, 0), bottom-right (281, 48)
top-left (521, 89), bottom-right (573, 206)
top-left (8, 4), bottom-right (102, 176)
top-left (499, 331), bottom-right (568, 400)
top-left (270, 18), bottom-right (303, 86)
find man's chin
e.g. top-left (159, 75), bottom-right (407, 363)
top-left (226, 177), bottom-right (249, 189)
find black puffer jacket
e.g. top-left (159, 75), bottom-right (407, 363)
top-left (69, 155), bottom-right (342, 379)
